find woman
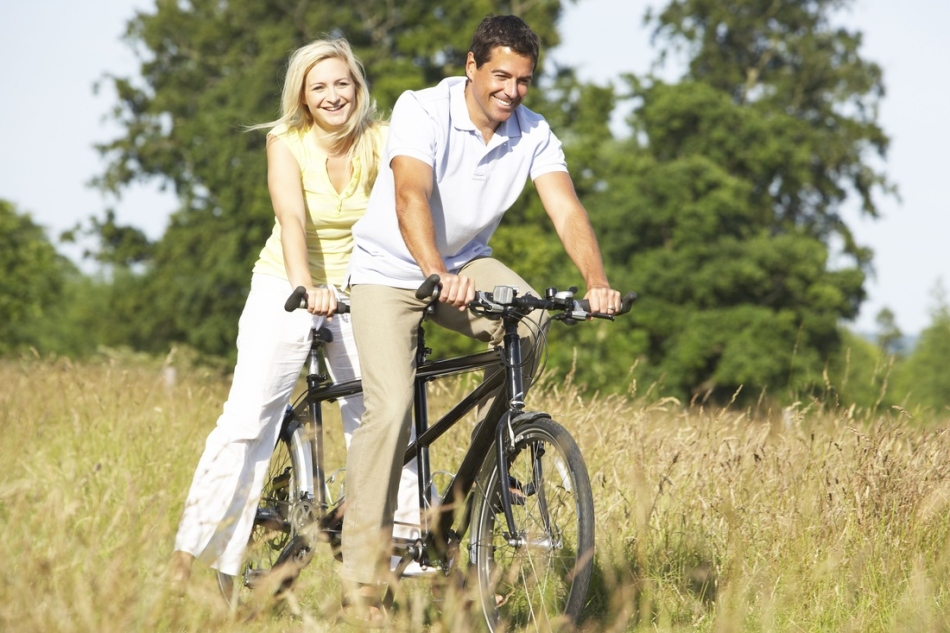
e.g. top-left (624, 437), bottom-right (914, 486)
top-left (169, 37), bottom-right (420, 596)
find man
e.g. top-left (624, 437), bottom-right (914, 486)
top-left (340, 14), bottom-right (622, 620)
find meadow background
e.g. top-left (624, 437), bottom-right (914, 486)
top-left (3, 350), bottom-right (949, 632)
top-left (2, 2), bottom-right (950, 629)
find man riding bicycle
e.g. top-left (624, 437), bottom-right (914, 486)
top-left (342, 14), bottom-right (622, 624)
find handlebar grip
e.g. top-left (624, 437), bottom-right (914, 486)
top-left (617, 291), bottom-right (638, 316)
top-left (285, 286), bottom-right (308, 312)
top-left (415, 274), bottom-right (442, 301)
top-left (284, 286), bottom-right (352, 314)
top-left (577, 291), bottom-right (638, 316)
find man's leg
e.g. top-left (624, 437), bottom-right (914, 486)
top-left (326, 310), bottom-right (423, 545)
top-left (343, 284), bottom-right (425, 585)
top-left (433, 258), bottom-right (551, 415)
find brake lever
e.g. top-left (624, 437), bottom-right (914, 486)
top-left (553, 312), bottom-right (582, 326)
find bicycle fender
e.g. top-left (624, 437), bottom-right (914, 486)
top-left (279, 404), bottom-right (304, 445)
top-left (509, 410), bottom-right (552, 429)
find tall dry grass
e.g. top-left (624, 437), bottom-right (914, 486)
top-left (2, 351), bottom-right (950, 632)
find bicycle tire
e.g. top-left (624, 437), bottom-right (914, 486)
top-left (217, 407), bottom-right (316, 605)
top-left (469, 417), bottom-right (595, 631)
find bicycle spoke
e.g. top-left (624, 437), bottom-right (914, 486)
top-left (471, 419), bottom-right (594, 631)
top-left (222, 409), bottom-right (316, 606)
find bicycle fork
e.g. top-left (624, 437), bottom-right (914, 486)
top-left (494, 314), bottom-right (554, 546)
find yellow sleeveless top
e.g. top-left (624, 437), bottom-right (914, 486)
top-left (252, 122), bottom-right (386, 287)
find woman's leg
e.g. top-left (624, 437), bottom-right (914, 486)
top-left (173, 274), bottom-right (317, 576)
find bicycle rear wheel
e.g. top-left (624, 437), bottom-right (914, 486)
top-left (218, 407), bottom-right (316, 605)
top-left (469, 418), bottom-right (595, 631)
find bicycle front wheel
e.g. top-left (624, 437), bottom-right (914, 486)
top-left (218, 407), bottom-right (316, 605)
top-left (469, 418), bottom-right (595, 631)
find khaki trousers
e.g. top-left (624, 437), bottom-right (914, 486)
top-left (342, 258), bottom-right (546, 584)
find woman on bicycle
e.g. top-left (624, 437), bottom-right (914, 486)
top-left (169, 37), bottom-right (420, 591)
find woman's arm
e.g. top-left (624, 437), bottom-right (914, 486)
top-left (267, 134), bottom-right (337, 315)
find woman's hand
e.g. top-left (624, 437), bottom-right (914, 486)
top-left (305, 284), bottom-right (338, 317)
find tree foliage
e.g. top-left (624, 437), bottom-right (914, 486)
top-left (649, 0), bottom-right (892, 232)
top-left (895, 281), bottom-right (950, 412)
top-left (96, 0), bottom-right (577, 360)
top-left (874, 307), bottom-right (903, 355)
top-left (566, 0), bottom-right (892, 403)
top-left (89, 0), bottom-right (894, 405)
top-left (0, 201), bottom-right (76, 355)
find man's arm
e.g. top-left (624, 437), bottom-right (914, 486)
top-left (392, 155), bottom-right (475, 308)
top-left (535, 171), bottom-right (622, 314)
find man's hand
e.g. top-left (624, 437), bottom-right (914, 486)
top-left (584, 284), bottom-right (623, 316)
top-left (437, 273), bottom-right (476, 310)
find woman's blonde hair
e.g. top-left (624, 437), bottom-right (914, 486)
top-left (252, 37), bottom-right (382, 192)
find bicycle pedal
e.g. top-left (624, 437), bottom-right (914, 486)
top-left (490, 477), bottom-right (527, 513)
top-left (508, 476), bottom-right (528, 506)
top-left (255, 506), bottom-right (289, 532)
top-left (319, 505), bottom-right (344, 529)
top-left (390, 556), bottom-right (439, 577)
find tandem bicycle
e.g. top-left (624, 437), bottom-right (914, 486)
top-left (223, 274), bottom-right (635, 630)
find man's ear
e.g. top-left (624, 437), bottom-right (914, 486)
top-left (465, 52), bottom-right (476, 81)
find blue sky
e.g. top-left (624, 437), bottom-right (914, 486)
top-left (1, 0), bottom-right (947, 335)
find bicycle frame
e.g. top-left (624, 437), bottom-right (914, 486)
top-left (292, 304), bottom-right (537, 569)
top-left (238, 281), bottom-right (633, 626)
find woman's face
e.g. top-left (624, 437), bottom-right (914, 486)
top-left (303, 57), bottom-right (356, 129)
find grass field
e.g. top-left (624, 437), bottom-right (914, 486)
top-left (2, 350), bottom-right (949, 632)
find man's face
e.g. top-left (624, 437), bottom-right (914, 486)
top-left (464, 46), bottom-right (534, 133)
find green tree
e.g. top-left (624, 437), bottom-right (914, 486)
top-left (895, 280), bottom-right (950, 413)
top-left (826, 327), bottom-right (894, 412)
top-left (576, 0), bottom-right (891, 403)
top-left (874, 307), bottom-right (903, 355)
top-left (63, 209), bottom-right (154, 268)
top-left (0, 200), bottom-right (76, 355)
top-left (97, 0), bottom-right (579, 359)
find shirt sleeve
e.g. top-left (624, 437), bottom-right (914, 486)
top-left (268, 122), bottom-right (304, 165)
top-left (528, 122), bottom-right (569, 181)
top-left (386, 91), bottom-right (439, 167)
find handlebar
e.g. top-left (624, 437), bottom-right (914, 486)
top-left (572, 292), bottom-right (638, 317)
top-left (284, 286), bottom-right (351, 314)
top-left (285, 277), bottom-right (637, 321)
top-left (415, 275), bottom-right (636, 322)
top-left (474, 289), bottom-right (637, 322)
top-left (415, 274), bottom-right (442, 301)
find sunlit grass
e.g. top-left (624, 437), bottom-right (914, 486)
top-left (2, 350), bottom-right (949, 631)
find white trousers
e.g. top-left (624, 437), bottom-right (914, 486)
top-left (173, 273), bottom-right (420, 576)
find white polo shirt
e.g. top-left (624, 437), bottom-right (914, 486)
top-left (346, 76), bottom-right (568, 288)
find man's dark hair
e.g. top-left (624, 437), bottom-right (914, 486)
top-left (469, 15), bottom-right (541, 69)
